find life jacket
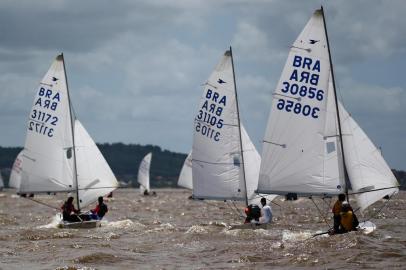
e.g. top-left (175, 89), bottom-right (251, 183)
top-left (93, 203), bottom-right (108, 218)
top-left (245, 204), bottom-right (261, 222)
top-left (340, 210), bottom-right (354, 231)
top-left (332, 201), bottom-right (342, 216)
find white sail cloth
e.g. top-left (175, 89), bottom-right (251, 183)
top-left (339, 103), bottom-right (398, 212)
top-left (18, 55), bottom-right (75, 194)
top-left (0, 172), bottom-right (3, 189)
top-left (14, 55), bottom-right (118, 209)
top-left (9, 150), bottom-right (24, 190)
top-left (257, 8), bottom-right (398, 211)
top-left (178, 151), bottom-right (193, 190)
top-left (192, 50), bottom-right (246, 201)
top-left (138, 152), bottom-right (152, 194)
top-left (191, 50), bottom-right (276, 203)
top-left (75, 120), bottom-right (118, 208)
top-left (258, 9), bottom-right (344, 196)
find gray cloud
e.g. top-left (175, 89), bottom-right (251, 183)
top-left (0, 0), bottom-right (405, 170)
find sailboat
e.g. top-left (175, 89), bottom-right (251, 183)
top-left (138, 152), bottom-right (153, 195)
top-left (178, 151), bottom-right (193, 190)
top-left (11, 54), bottom-right (119, 228)
top-left (192, 48), bottom-right (275, 228)
top-left (0, 171), bottom-right (4, 191)
top-left (257, 7), bottom-right (399, 233)
top-left (9, 150), bottom-right (23, 190)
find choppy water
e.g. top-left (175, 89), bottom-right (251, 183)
top-left (0, 189), bottom-right (404, 269)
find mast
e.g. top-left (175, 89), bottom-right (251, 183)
top-left (61, 53), bottom-right (81, 211)
top-left (229, 46), bottom-right (249, 207)
top-left (320, 6), bottom-right (350, 200)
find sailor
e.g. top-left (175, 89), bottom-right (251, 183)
top-left (259, 197), bottom-right (273, 224)
top-left (61, 196), bottom-right (80, 222)
top-left (90, 196), bottom-right (108, 220)
top-left (244, 204), bottom-right (261, 224)
top-left (339, 201), bottom-right (358, 233)
top-left (332, 193), bottom-right (346, 233)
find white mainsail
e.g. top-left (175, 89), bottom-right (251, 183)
top-left (258, 9), bottom-right (344, 196)
top-left (178, 151), bottom-right (193, 190)
top-left (75, 120), bottom-right (118, 208)
top-left (192, 50), bottom-right (247, 201)
top-left (138, 152), bottom-right (152, 194)
top-left (258, 8), bottom-right (398, 211)
top-left (339, 103), bottom-right (398, 212)
top-left (18, 55), bottom-right (75, 194)
top-left (9, 150), bottom-right (24, 190)
top-left (16, 54), bottom-right (118, 209)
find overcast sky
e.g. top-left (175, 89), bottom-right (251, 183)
top-left (0, 0), bottom-right (405, 170)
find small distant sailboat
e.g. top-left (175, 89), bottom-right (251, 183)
top-left (257, 7), bottom-right (399, 234)
top-left (9, 150), bottom-right (23, 190)
top-left (192, 48), bottom-right (275, 227)
top-left (0, 171), bottom-right (4, 191)
top-left (138, 152), bottom-right (153, 195)
top-left (11, 54), bottom-right (119, 228)
top-left (178, 151), bottom-right (193, 190)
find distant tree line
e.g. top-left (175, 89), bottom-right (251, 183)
top-left (0, 144), bottom-right (405, 190)
top-left (0, 143), bottom-right (187, 188)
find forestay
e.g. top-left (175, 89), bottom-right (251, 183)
top-left (178, 151), bottom-right (193, 190)
top-left (192, 50), bottom-right (246, 201)
top-left (138, 152), bottom-right (152, 194)
top-left (339, 103), bottom-right (398, 212)
top-left (258, 9), bottom-right (345, 196)
top-left (18, 55), bottom-right (75, 194)
top-left (75, 120), bottom-right (118, 208)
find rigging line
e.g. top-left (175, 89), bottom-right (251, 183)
top-left (230, 200), bottom-right (245, 218)
top-left (310, 197), bottom-right (332, 229)
top-left (24, 196), bottom-right (60, 210)
top-left (348, 185), bottom-right (400, 195)
top-left (361, 191), bottom-right (397, 224)
top-left (192, 159), bottom-right (242, 166)
top-left (261, 195), bottom-right (282, 208)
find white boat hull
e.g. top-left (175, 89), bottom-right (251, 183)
top-left (58, 220), bottom-right (101, 229)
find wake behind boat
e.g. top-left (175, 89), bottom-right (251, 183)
top-left (10, 54), bottom-right (119, 229)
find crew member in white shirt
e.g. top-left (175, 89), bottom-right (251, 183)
top-left (259, 197), bottom-right (272, 224)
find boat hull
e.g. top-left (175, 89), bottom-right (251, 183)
top-left (229, 223), bottom-right (271, 230)
top-left (58, 220), bottom-right (101, 229)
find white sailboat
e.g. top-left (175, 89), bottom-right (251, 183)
top-left (257, 7), bottom-right (399, 233)
top-left (0, 171), bottom-right (4, 191)
top-left (138, 152), bottom-right (152, 195)
top-left (178, 151), bottom-right (193, 190)
top-left (9, 150), bottom-right (23, 190)
top-left (181, 126), bottom-right (269, 206)
top-left (13, 54), bottom-right (118, 228)
top-left (192, 48), bottom-right (276, 223)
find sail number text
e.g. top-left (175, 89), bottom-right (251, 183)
top-left (276, 55), bottom-right (324, 119)
top-left (194, 88), bottom-right (226, 142)
top-left (28, 87), bottom-right (61, 138)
